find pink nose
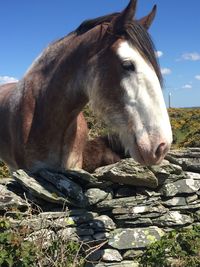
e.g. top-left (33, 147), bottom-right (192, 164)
top-left (138, 141), bottom-right (170, 166)
top-left (155, 142), bottom-right (168, 160)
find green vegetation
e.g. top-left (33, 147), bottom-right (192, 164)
top-left (0, 218), bottom-right (85, 267)
top-left (140, 225), bottom-right (200, 267)
top-left (169, 108), bottom-right (200, 148)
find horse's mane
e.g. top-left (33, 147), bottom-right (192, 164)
top-left (75, 13), bottom-right (119, 35)
top-left (74, 13), bottom-right (162, 85)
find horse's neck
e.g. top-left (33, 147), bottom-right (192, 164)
top-left (23, 33), bottom-right (90, 122)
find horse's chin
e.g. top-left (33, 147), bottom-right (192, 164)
top-left (118, 131), bottom-right (145, 165)
top-left (128, 145), bottom-right (146, 166)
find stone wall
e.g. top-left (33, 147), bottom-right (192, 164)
top-left (0, 148), bottom-right (200, 266)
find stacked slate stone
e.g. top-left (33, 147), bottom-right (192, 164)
top-left (0, 148), bottom-right (200, 267)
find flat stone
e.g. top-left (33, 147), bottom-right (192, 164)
top-left (13, 170), bottom-right (68, 205)
top-left (162, 197), bottom-right (187, 207)
top-left (123, 250), bottom-right (144, 260)
top-left (166, 156), bottom-right (200, 172)
top-left (54, 211), bottom-right (98, 227)
top-left (160, 179), bottom-right (200, 196)
top-left (0, 184), bottom-right (27, 211)
top-left (102, 249), bottom-right (123, 262)
top-left (89, 215), bottom-right (116, 231)
top-left (94, 158), bottom-right (158, 189)
top-left (149, 162), bottom-right (183, 182)
top-left (118, 218), bottom-right (153, 227)
top-left (59, 168), bottom-right (98, 186)
top-left (186, 194), bottom-right (198, 204)
top-left (167, 148), bottom-right (200, 158)
top-left (85, 261), bottom-right (139, 267)
top-left (185, 172), bottom-right (200, 180)
top-left (152, 211), bottom-right (193, 226)
top-left (108, 227), bottom-right (164, 249)
top-left (96, 195), bottom-right (148, 211)
top-left (38, 170), bottom-right (88, 207)
top-left (170, 200), bottom-right (200, 211)
top-left (112, 204), bottom-right (167, 216)
top-left (85, 188), bottom-right (109, 205)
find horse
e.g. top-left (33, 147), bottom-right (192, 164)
top-left (0, 0), bottom-right (172, 173)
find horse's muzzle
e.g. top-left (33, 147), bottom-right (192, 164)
top-left (136, 140), bottom-right (171, 166)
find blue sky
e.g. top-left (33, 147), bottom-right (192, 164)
top-left (0, 0), bottom-right (200, 108)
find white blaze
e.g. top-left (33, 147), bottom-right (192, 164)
top-left (116, 41), bottom-right (172, 163)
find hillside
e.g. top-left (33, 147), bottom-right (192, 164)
top-left (169, 108), bottom-right (200, 148)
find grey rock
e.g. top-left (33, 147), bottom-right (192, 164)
top-left (102, 249), bottom-right (123, 262)
top-left (167, 148), bottom-right (200, 158)
top-left (166, 155), bottom-right (200, 172)
top-left (170, 200), bottom-right (200, 211)
top-left (85, 188), bottom-right (109, 205)
top-left (108, 227), bottom-right (164, 249)
top-left (162, 197), bottom-right (187, 207)
top-left (150, 162), bottom-right (183, 181)
top-left (8, 217), bottom-right (52, 231)
top-left (123, 250), bottom-right (144, 260)
top-left (94, 158), bottom-right (158, 188)
top-left (39, 170), bottom-right (88, 207)
top-left (54, 211), bottom-right (98, 227)
top-left (0, 184), bottom-right (27, 211)
top-left (85, 261), bottom-right (139, 267)
top-left (186, 194), bottom-right (198, 204)
top-left (112, 204), bottom-right (167, 216)
top-left (89, 215), bottom-right (116, 231)
top-left (59, 168), bottom-right (98, 186)
top-left (13, 170), bottom-right (69, 205)
top-left (96, 195), bottom-right (148, 211)
top-left (185, 171), bottom-right (200, 180)
top-left (160, 178), bottom-right (200, 196)
top-left (152, 211), bottom-right (193, 226)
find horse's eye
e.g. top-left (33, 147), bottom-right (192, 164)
top-left (122, 61), bottom-right (136, 72)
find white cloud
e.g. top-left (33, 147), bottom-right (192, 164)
top-left (0, 76), bottom-right (18, 84)
top-left (182, 84), bottom-right (192, 89)
top-left (181, 52), bottom-right (200, 61)
top-left (161, 68), bottom-right (171, 75)
top-left (195, 75), bottom-right (200, 80)
top-left (155, 50), bottom-right (163, 58)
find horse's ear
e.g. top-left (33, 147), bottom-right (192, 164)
top-left (109, 0), bottom-right (137, 33)
top-left (138, 5), bottom-right (157, 30)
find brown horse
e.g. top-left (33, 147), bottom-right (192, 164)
top-left (0, 0), bottom-right (172, 173)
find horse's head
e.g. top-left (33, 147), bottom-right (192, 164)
top-left (84, 0), bottom-right (172, 165)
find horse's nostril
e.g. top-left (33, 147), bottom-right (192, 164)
top-left (155, 142), bottom-right (166, 159)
